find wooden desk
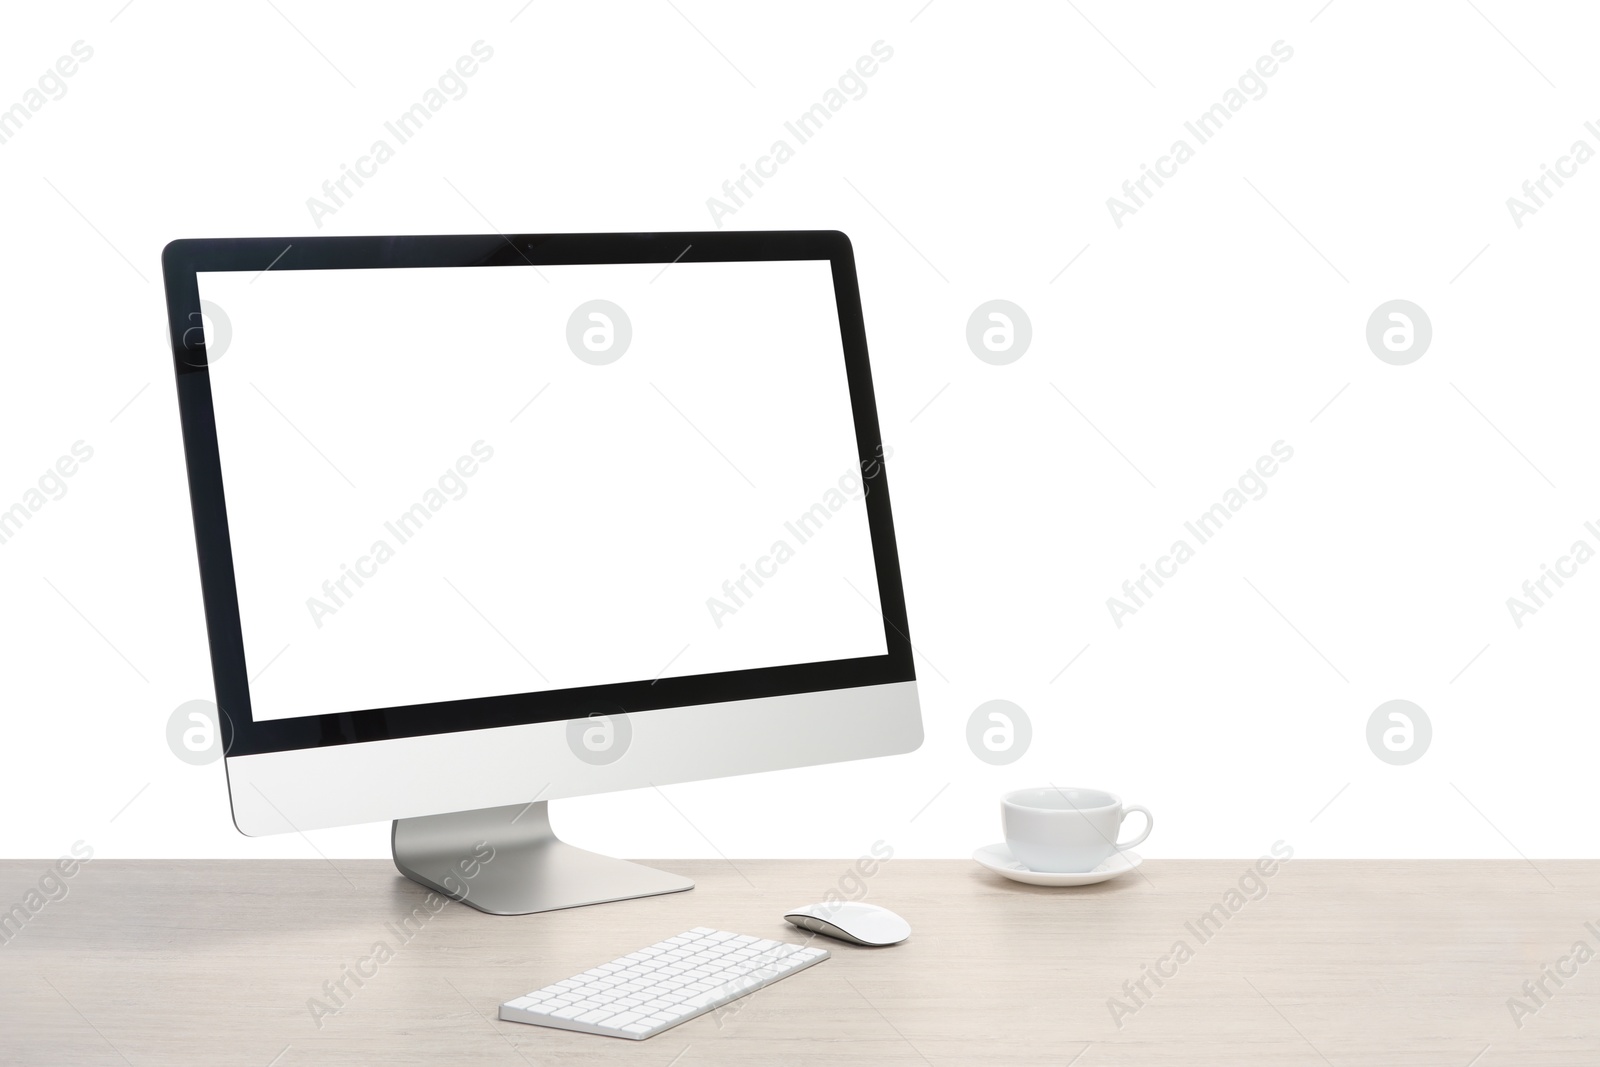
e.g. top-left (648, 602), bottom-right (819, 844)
top-left (2, 858), bottom-right (1596, 1064)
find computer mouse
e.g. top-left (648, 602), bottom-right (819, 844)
top-left (783, 901), bottom-right (910, 946)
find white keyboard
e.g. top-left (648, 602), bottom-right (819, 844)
top-left (500, 927), bottom-right (829, 1039)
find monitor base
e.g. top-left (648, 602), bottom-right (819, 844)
top-left (391, 801), bottom-right (694, 916)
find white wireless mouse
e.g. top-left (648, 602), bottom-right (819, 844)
top-left (783, 901), bottom-right (910, 947)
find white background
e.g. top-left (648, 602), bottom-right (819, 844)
top-left (1, 1), bottom-right (1596, 861)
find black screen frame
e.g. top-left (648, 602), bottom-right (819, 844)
top-left (163, 230), bottom-right (916, 757)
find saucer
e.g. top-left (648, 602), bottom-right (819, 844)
top-left (972, 842), bottom-right (1143, 886)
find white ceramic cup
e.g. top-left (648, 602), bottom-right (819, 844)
top-left (1001, 787), bottom-right (1153, 873)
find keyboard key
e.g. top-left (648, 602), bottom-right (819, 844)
top-left (682, 989), bottom-right (726, 1011)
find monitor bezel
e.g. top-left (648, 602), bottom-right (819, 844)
top-left (163, 231), bottom-right (915, 758)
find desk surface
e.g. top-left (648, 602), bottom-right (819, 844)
top-left (2, 858), bottom-right (1596, 1065)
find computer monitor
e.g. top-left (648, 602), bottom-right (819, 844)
top-left (162, 231), bottom-right (921, 914)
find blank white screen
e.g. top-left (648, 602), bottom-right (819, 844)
top-left (198, 260), bottom-right (886, 722)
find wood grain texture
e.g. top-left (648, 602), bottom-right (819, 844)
top-left (1, 858), bottom-right (1596, 1065)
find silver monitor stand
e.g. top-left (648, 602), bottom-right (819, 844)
top-left (392, 801), bottom-right (694, 915)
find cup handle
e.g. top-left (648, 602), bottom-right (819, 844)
top-left (1116, 805), bottom-right (1153, 850)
